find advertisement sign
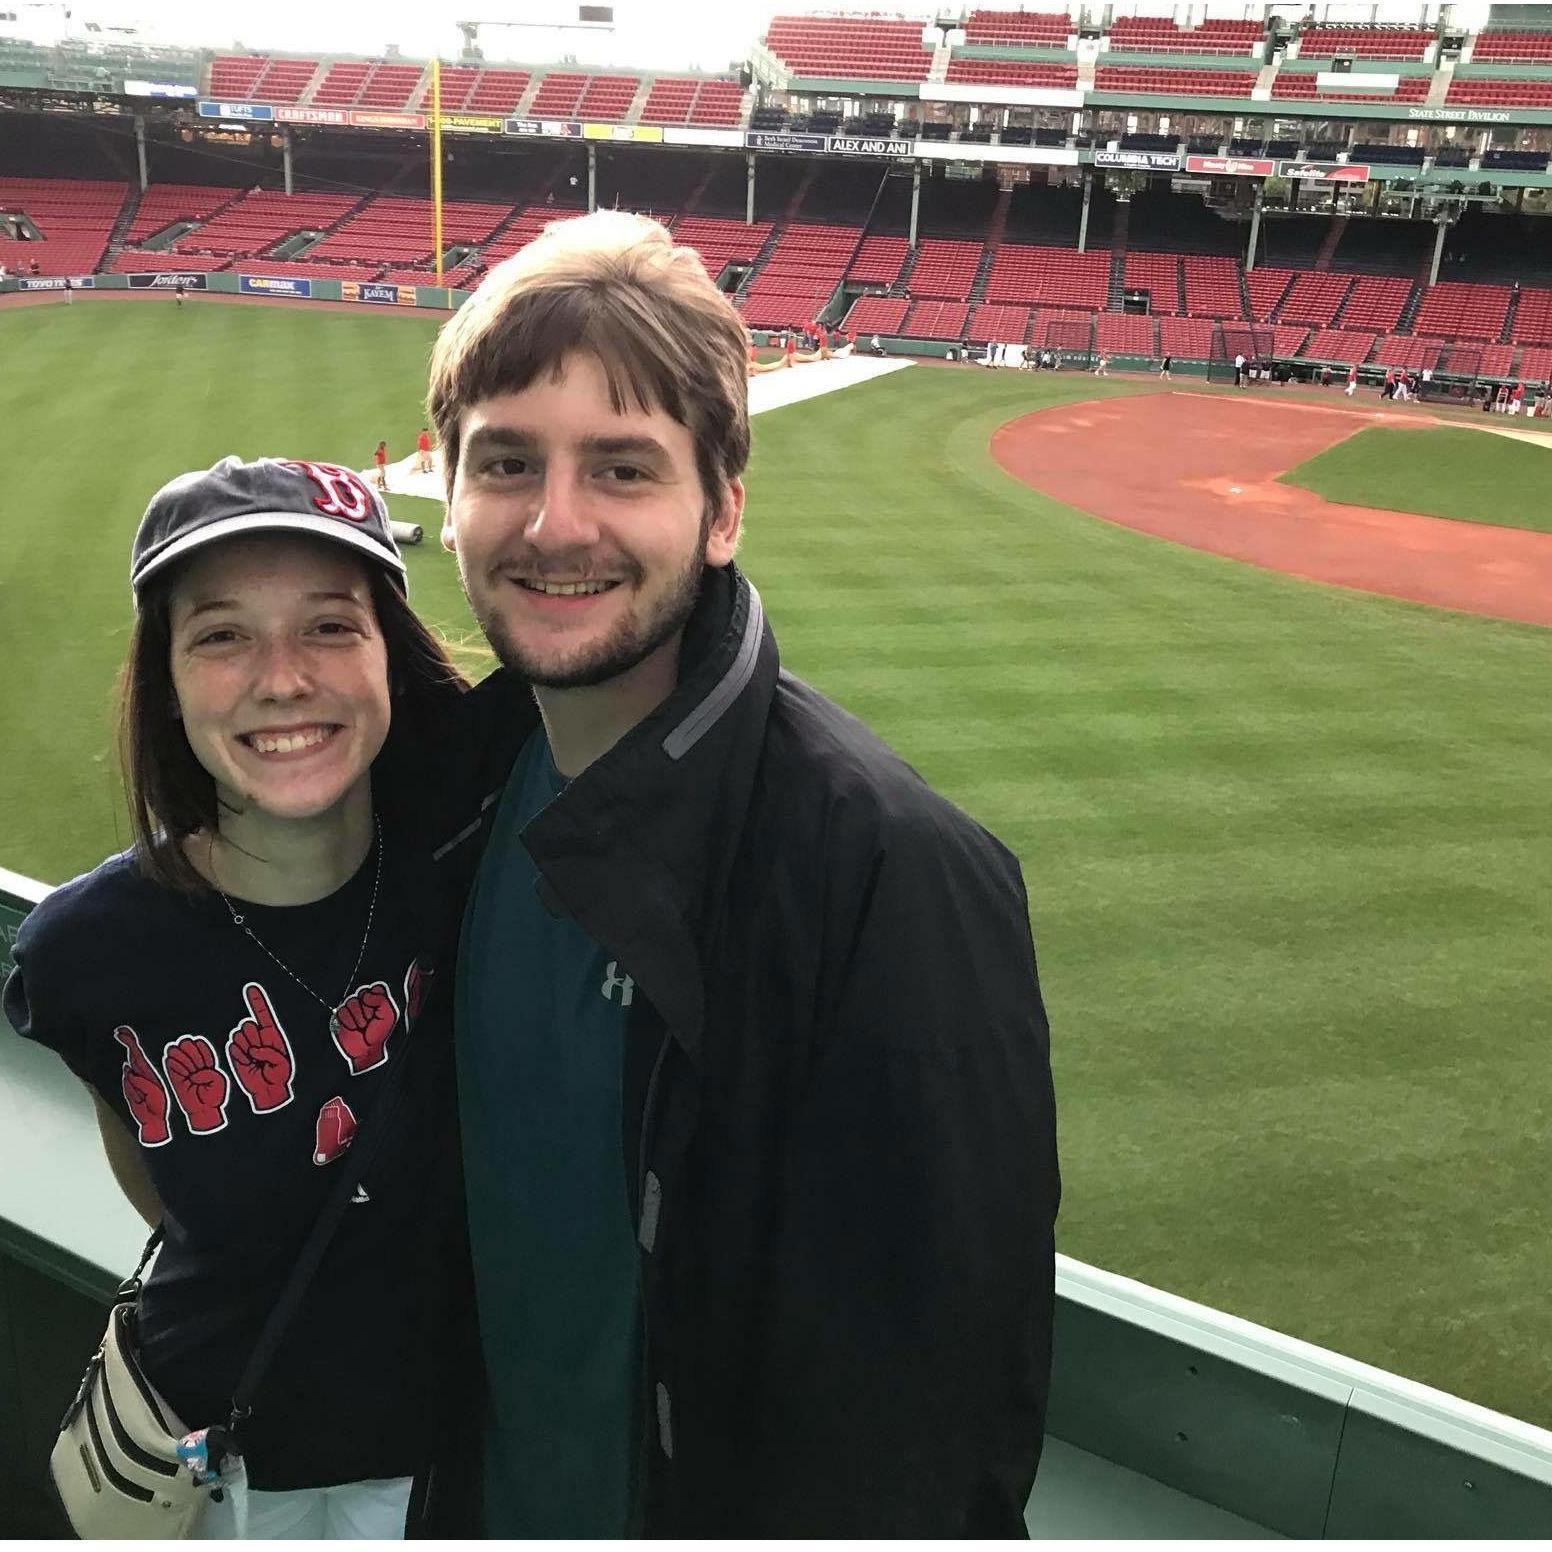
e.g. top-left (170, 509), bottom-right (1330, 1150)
top-left (1185, 154), bottom-right (1274, 177)
top-left (827, 135), bottom-right (913, 158)
top-left (277, 105), bottom-right (348, 125)
top-left (239, 274), bottom-right (312, 297)
top-left (1095, 148), bottom-right (1181, 170)
top-left (438, 113), bottom-right (504, 135)
top-left (125, 80), bottom-right (198, 98)
top-left (746, 130), bottom-right (827, 152)
top-left (127, 272), bottom-right (210, 290)
top-left (505, 117), bottom-right (581, 137)
top-left (18, 275), bottom-right (95, 290)
top-left (351, 110), bottom-right (426, 130)
top-left (1278, 160), bottom-right (1370, 182)
top-left (581, 122), bottom-right (664, 142)
top-left (197, 99), bottom-right (275, 121)
top-left (341, 281), bottom-right (417, 306)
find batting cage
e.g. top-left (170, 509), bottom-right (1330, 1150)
top-left (1419, 343), bottom-right (1492, 406)
top-left (1208, 323), bottom-right (1276, 385)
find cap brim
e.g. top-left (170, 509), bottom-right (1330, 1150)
top-left (132, 511), bottom-right (407, 598)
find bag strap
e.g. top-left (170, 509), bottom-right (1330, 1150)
top-left (223, 1027), bottom-right (420, 1440)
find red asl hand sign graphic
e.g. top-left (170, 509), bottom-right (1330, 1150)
top-left (314, 1096), bottom-right (357, 1165)
top-left (113, 1026), bottom-right (171, 1147)
top-left (332, 982), bottom-right (399, 1075)
top-left (226, 982), bottom-right (296, 1114)
top-left (161, 1035), bottom-right (229, 1134)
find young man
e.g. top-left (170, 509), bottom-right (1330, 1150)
top-left (174, 279), bottom-right (186, 308)
top-left (415, 426), bottom-right (434, 473)
top-left (423, 210), bottom-right (1059, 1538)
top-left (373, 439), bottom-right (389, 490)
top-left (1233, 350), bottom-right (1245, 387)
top-left (1346, 363), bottom-right (1358, 397)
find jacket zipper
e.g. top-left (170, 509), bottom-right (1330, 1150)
top-left (632, 1028), bottom-right (674, 1523)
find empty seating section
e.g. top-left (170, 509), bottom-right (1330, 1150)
top-left (847, 235), bottom-right (908, 286)
top-left (253, 58), bottom-right (320, 103)
top-left (740, 223), bottom-right (859, 326)
top-left (690, 81), bottom-right (745, 125)
top-left (1456, 343), bottom-right (1518, 378)
top-left (528, 71), bottom-right (589, 118)
top-left (1157, 316), bottom-right (1215, 356)
top-left (356, 63), bottom-right (424, 109)
top-left (1247, 268), bottom-right (1295, 319)
top-left (1093, 66), bottom-right (1257, 96)
top-left (902, 300), bottom-right (969, 339)
top-left (1279, 273), bottom-right (1354, 326)
top-left (1517, 347), bottom-right (1552, 383)
top-left (1270, 325), bottom-right (1310, 357)
top-left (1447, 77), bottom-right (1552, 107)
top-left (964, 11), bottom-right (1069, 46)
top-left (1412, 281), bottom-right (1511, 340)
top-left (312, 61), bottom-right (372, 107)
top-left (842, 295), bottom-right (910, 334)
top-left (1183, 256), bottom-right (1242, 317)
top-left (1107, 18), bottom-right (1262, 55)
top-left (1271, 72), bottom-right (1428, 103)
top-left (1471, 30), bottom-right (1552, 63)
top-left (1371, 336), bottom-right (1441, 371)
top-left (1298, 27), bottom-right (1433, 61)
top-left (209, 55), bottom-right (265, 98)
top-left (1029, 309), bottom-right (1094, 349)
top-left (764, 16), bottom-right (933, 80)
top-left (576, 75), bottom-right (639, 122)
top-left (987, 246), bottom-right (1109, 308)
top-left (907, 238), bottom-right (983, 299)
top-left (641, 76), bottom-right (745, 126)
top-left (310, 196), bottom-right (510, 265)
top-left (1096, 313), bottom-right (1158, 355)
top-left (1298, 330), bottom-right (1376, 364)
top-left (433, 65), bottom-right (480, 108)
top-left (1123, 251), bottom-right (1182, 312)
top-left (968, 303), bottom-right (1031, 344)
top-left (1511, 288), bottom-right (1552, 346)
top-left (944, 59), bottom-right (1078, 87)
top-left (670, 215), bottom-right (772, 280)
top-left (173, 190), bottom-right (358, 256)
top-left (480, 208), bottom-right (568, 268)
top-left (465, 69), bottom-right (532, 112)
top-left (1338, 276), bottom-right (1412, 332)
top-left (125, 183), bottom-right (239, 243)
top-left (0, 177), bottom-right (125, 273)
top-left (106, 252), bottom-right (230, 273)
top-left (236, 258), bottom-right (386, 283)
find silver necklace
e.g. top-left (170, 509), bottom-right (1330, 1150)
top-left (215, 814), bottom-right (384, 1037)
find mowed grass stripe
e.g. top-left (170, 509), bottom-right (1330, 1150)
top-left (1280, 422), bottom-right (1552, 533)
top-left (4, 309), bottom-right (1551, 1427)
top-left (743, 366), bottom-right (1552, 1427)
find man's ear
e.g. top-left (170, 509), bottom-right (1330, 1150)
top-left (703, 478), bottom-right (745, 568)
top-left (441, 509), bottom-right (458, 554)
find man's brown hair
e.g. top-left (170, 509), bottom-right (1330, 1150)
top-left (427, 210), bottom-right (750, 505)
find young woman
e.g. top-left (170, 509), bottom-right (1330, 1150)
top-left (4, 456), bottom-right (467, 1539)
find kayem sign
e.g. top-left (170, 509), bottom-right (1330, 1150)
top-left (1185, 154), bottom-right (1274, 177)
top-left (341, 280), bottom-right (416, 305)
top-left (1278, 160), bottom-right (1370, 182)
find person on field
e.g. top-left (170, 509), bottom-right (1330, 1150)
top-left (373, 440), bottom-right (389, 490)
top-left (5, 458), bottom-right (469, 1538)
top-left (175, 279), bottom-right (186, 308)
top-left (1233, 351), bottom-right (1245, 387)
top-left (1346, 364), bottom-right (1358, 397)
top-left (421, 209), bottom-right (1060, 1538)
top-left (1159, 354), bottom-right (1172, 380)
top-left (416, 428), bottom-right (434, 474)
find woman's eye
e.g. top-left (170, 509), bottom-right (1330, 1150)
top-left (192, 629), bottom-right (238, 647)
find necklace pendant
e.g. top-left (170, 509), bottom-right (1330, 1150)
top-left (329, 1012), bottom-right (340, 1037)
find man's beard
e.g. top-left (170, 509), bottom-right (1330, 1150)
top-left (474, 539), bottom-right (707, 690)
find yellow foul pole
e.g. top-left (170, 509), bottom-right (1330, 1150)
top-left (431, 58), bottom-right (444, 286)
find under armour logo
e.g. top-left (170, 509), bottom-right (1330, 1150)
top-left (351, 1184), bottom-right (371, 1205)
top-left (601, 962), bottom-right (635, 1007)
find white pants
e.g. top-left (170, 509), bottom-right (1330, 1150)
top-left (1345, 382), bottom-right (1356, 396)
top-left (200, 1461), bottom-right (413, 1539)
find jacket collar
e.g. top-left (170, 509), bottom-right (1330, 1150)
top-left (471, 563), bottom-right (778, 1059)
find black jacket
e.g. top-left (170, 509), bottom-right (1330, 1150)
top-left (422, 563), bottom-right (1059, 1537)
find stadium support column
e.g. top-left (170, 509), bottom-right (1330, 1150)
top-left (588, 144), bottom-right (597, 214)
top-left (282, 129), bottom-right (293, 197)
top-left (909, 162), bottom-right (921, 248)
top-left (133, 116), bottom-right (147, 193)
top-left (1246, 185), bottom-right (1263, 273)
top-left (746, 153), bottom-right (755, 224)
top-left (1078, 171), bottom-right (1092, 254)
top-left (1430, 217), bottom-right (1447, 287)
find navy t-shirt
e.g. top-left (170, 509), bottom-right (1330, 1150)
top-left (457, 730), bottom-right (642, 1536)
top-left (3, 832), bottom-right (456, 1490)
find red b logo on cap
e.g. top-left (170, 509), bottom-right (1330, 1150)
top-left (278, 460), bottom-right (376, 523)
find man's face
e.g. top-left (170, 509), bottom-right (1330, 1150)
top-left (443, 352), bottom-right (743, 689)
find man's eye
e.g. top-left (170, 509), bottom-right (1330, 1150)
top-left (485, 456), bottom-right (529, 477)
top-left (604, 465), bottom-right (647, 483)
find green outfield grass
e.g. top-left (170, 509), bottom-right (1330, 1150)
top-left (4, 300), bottom-right (1552, 1430)
top-left (1281, 423), bottom-right (1552, 533)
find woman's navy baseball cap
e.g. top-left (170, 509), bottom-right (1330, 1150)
top-left (130, 455), bottom-right (407, 604)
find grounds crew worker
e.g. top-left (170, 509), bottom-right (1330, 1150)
top-left (421, 209), bottom-right (1060, 1538)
